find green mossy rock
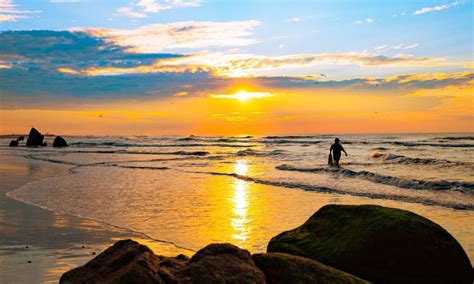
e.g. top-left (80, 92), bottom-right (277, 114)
top-left (253, 252), bottom-right (369, 284)
top-left (267, 204), bottom-right (472, 283)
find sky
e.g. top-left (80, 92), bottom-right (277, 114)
top-left (0, 0), bottom-right (473, 135)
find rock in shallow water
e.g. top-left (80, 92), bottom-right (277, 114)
top-left (253, 252), bottom-right (368, 284)
top-left (26, 127), bottom-right (44, 147)
top-left (53, 136), bottom-right (68, 147)
top-left (60, 240), bottom-right (265, 284)
top-left (267, 204), bottom-right (473, 284)
top-left (8, 140), bottom-right (18, 147)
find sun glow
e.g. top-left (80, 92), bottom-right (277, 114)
top-left (211, 91), bottom-right (272, 101)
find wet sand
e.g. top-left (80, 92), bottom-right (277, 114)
top-left (0, 154), bottom-right (189, 283)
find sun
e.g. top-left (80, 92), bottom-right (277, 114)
top-left (211, 91), bottom-right (272, 102)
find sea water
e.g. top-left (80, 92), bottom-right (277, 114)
top-left (1, 133), bottom-right (473, 260)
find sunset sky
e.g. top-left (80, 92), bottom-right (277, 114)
top-left (0, 0), bottom-right (473, 135)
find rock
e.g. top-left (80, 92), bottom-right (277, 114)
top-left (9, 140), bottom-right (18, 147)
top-left (26, 128), bottom-right (44, 147)
top-left (267, 205), bottom-right (472, 283)
top-left (60, 239), bottom-right (188, 284)
top-left (60, 240), bottom-right (265, 284)
top-left (253, 252), bottom-right (368, 284)
top-left (180, 243), bottom-right (265, 283)
top-left (53, 136), bottom-right (68, 147)
top-left (16, 136), bottom-right (24, 141)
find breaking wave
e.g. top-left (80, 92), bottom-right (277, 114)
top-left (276, 164), bottom-right (474, 191)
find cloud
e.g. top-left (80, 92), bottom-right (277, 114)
top-left (285, 16), bottom-right (312, 23)
top-left (373, 43), bottom-right (419, 51)
top-left (354, 18), bottom-right (373, 24)
top-left (374, 45), bottom-right (388, 51)
top-left (414, 4), bottom-right (449, 15)
top-left (413, 2), bottom-right (461, 15)
top-left (116, 7), bottom-right (147, 18)
top-left (116, 0), bottom-right (202, 17)
top-left (403, 43), bottom-right (419, 49)
top-left (79, 20), bottom-right (261, 53)
top-left (50, 0), bottom-right (80, 2)
top-left (1, 30), bottom-right (472, 111)
top-left (0, 0), bottom-right (41, 21)
top-left (137, 0), bottom-right (170, 12)
top-left (57, 51), bottom-right (461, 79)
top-left (0, 13), bottom-right (24, 21)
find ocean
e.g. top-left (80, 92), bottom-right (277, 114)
top-left (1, 133), bottom-right (473, 261)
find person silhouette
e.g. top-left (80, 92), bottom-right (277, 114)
top-left (330, 138), bottom-right (347, 167)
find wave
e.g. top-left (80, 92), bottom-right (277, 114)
top-left (261, 139), bottom-right (322, 145)
top-left (196, 171), bottom-right (473, 210)
top-left (6, 182), bottom-right (195, 253)
top-left (436, 136), bottom-right (474, 141)
top-left (264, 135), bottom-right (319, 139)
top-left (276, 164), bottom-right (474, 191)
top-left (236, 149), bottom-right (287, 157)
top-left (369, 151), bottom-right (470, 166)
top-left (112, 165), bottom-right (169, 170)
top-left (175, 136), bottom-right (254, 143)
top-left (387, 141), bottom-right (474, 148)
top-left (70, 141), bottom-right (254, 148)
top-left (371, 147), bottom-right (389, 151)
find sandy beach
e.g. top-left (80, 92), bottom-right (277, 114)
top-left (0, 154), bottom-right (189, 283)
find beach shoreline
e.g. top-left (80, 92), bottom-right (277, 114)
top-left (0, 154), bottom-right (188, 283)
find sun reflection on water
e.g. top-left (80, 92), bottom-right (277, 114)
top-left (231, 160), bottom-right (250, 243)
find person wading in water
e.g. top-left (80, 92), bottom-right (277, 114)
top-left (329, 138), bottom-right (347, 167)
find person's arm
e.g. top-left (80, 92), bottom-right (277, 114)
top-left (342, 146), bottom-right (347, 156)
top-left (330, 144), bottom-right (333, 153)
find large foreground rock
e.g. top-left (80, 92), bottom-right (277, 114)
top-left (253, 253), bottom-right (368, 284)
top-left (181, 243), bottom-right (265, 283)
top-left (53, 136), bottom-right (68, 147)
top-left (26, 127), bottom-right (44, 147)
top-left (267, 204), bottom-right (472, 283)
top-left (60, 240), bottom-right (265, 284)
top-left (60, 239), bottom-right (187, 283)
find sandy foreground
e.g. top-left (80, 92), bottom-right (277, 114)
top-left (0, 154), bottom-right (189, 283)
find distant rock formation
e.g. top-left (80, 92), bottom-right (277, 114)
top-left (267, 204), bottom-right (473, 283)
top-left (53, 136), bottom-right (68, 147)
top-left (26, 128), bottom-right (44, 147)
top-left (8, 136), bottom-right (25, 147)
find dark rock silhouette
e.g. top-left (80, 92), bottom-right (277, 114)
top-left (8, 136), bottom-right (25, 147)
top-left (267, 204), bottom-right (473, 283)
top-left (60, 239), bottom-right (187, 283)
top-left (26, 128), bottom-right (44, 147)
top-left (180, 243), bottom-right (265, 283)
top-left (53, 136), bottom-right (68, 147)
top-left (253, 252), bottom-right (368, 284)
top-left (60, 240), bottom-right (265, 284)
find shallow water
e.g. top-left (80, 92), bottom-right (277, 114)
top-left (1, 133), bottom-right (473, 263)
